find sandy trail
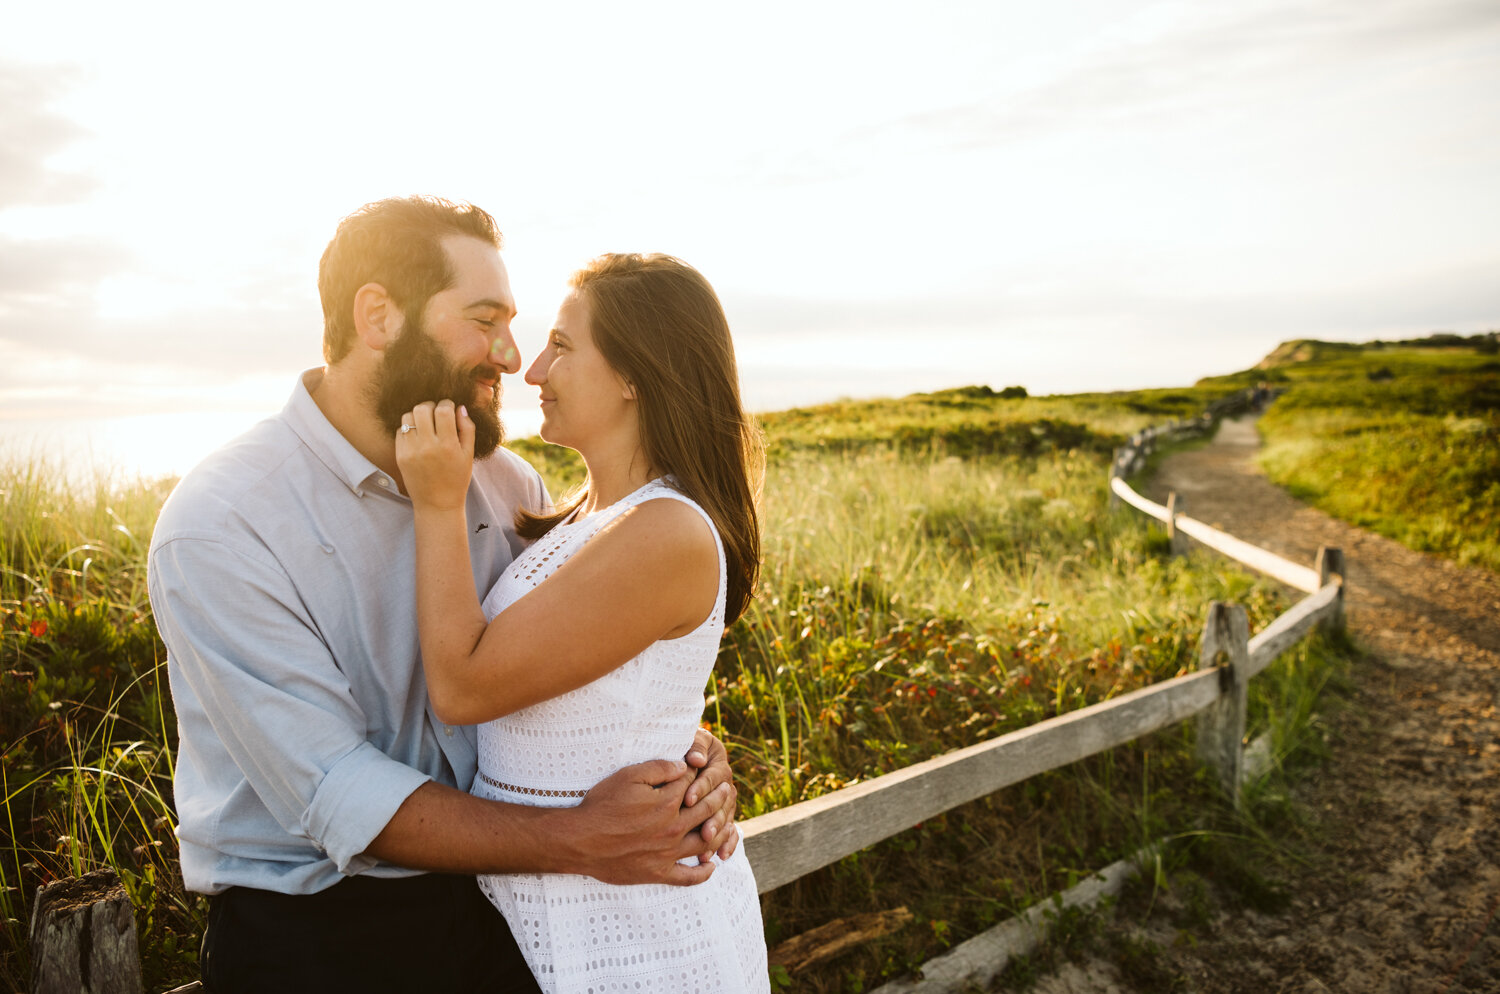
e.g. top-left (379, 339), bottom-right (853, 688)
top-left (1026, 414), bottom-right (1500, 993)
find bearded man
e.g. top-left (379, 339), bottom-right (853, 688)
top-left (148, 197), bottom-right (740, 993)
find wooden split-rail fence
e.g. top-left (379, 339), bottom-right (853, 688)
top-left (31, 388), bottom-right (1341, 993)
top-left (738, 387), bottom-right (1338, 895)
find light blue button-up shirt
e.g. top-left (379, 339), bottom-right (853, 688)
top-left (148, 370), bottom-right (547, 895)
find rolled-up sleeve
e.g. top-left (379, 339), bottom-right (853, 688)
top-left (151, 534), bottom-right (430, 876)
top-left (307, 742), bottom-right (429, 873)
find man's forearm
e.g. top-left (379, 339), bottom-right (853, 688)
top-left (362, 760), bottom-right (723, 887)
top-left (363, 781), bottom-right (579, 875)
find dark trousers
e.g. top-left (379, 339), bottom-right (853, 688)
top-left (200, 872), bottom-right (541, 993)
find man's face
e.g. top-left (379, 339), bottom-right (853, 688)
top-left (373, 313), bottom-right (506, 455)
top-left (372, 236), bottom-right (518, 458)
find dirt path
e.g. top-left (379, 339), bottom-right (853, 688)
top-left (1026, 415), bottom-right (1500, 993)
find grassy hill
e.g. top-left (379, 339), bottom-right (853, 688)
top-left (1213, 333), bottom-right (1500, 571)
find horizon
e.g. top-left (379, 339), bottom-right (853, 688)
top-left (4, 329), bottom-right (1491, 484)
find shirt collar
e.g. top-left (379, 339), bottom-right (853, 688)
top-left (282, 369), bottom-right (403, 499)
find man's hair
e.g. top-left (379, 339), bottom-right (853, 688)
top-left (318, 196), bottom-right (502, 363)
top-left (516, 254), bottom-right (764, 623)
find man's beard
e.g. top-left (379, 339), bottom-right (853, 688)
top-left (372, 316), bottom-right (504, 457)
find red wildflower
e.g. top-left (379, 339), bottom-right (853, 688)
top-left (29, 619), bottom-right (48, 638)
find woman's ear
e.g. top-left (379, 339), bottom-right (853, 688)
top-left (621, 378), bottom-right (637, 401)
top-left (353, 282), bottom-right (402, 352)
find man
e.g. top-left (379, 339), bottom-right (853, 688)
top-left (148, 196), bottom-right (740, 992)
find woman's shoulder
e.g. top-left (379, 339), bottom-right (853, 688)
top-left (585, 485), bottom-right (716, 570)
top-left (622, 491), bottom-right (714, 541)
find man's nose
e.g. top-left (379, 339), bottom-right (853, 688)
top-left (487, 327), bottom-right (521, 374)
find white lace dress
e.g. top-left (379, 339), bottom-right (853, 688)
top-left (472, 478), bottom-right (768, 994)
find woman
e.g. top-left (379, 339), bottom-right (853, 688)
top-left (395, 253), bottom-right (769, 992)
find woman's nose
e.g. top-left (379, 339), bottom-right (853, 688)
top-left (524, 350), bottom-right (548, 385)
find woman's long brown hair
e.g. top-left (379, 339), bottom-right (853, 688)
top-left (515, 253), bottom-right (764, 623)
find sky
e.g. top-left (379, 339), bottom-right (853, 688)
top-left (2, 0), bottom-right (1498, 477)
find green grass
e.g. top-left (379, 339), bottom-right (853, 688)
top-left (0, 374), bottom-right (1353, 992)
top-left (1231, 335), bottom-right (1500, 571)
top-left (1, 460), bottom-right (202, 990)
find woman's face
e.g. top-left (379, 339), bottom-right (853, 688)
top-left (525, 291), bottom-right (635, 452)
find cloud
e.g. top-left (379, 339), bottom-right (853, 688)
top-left (0, 234), bottom-right (127, 315)
top-left (0, 249), bottom-right (318, 420)
top-left (709, 0), bottom-right (1500, 194)
top-left (878, 0), bottom-right (1500, 150)
top-left (0, 63), bottom-right (96, 209)
top-left (726, 252), bottom-right (1500, 351)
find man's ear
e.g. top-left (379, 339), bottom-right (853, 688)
top-left (353, 282), bottom-right (403, 352)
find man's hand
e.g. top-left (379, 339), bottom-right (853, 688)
top-left (558, 760), bottom-right (722, 886)
top-left (685, 727), bottom-right (739, 862)
top-left (364, 739), bottom-right (740, 883)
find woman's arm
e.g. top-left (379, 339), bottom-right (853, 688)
top-left (395, 400), bottom-right (718, 726)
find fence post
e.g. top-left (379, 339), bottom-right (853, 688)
top-left (1195, 602), bottom-right (1251, 803)
top-left (29, 868), bottom-right (143, 994)
top-left (1109, 449), bottom-right (1122, 509)
top-left (1316, 546), bottom-right (1346, 632)
top-left (1167, 492), bottom-right (1186, 557)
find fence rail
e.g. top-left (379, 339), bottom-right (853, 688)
top-left (742, 667), bottom-right (1224, 892)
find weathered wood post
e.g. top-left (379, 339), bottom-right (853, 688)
top-left (1167, 492), bottom-right (1186, 557)
top-left (1194, 602), bottom-right (1251, 804)
top-left (29, 868), bottom-right (143, 994)
top-left (1316, 546), bottom-right (1346, 632)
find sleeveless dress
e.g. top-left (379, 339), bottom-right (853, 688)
top-left (472, 478), bottom-right (769, 994)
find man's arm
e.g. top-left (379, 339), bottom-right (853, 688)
top-left (366, 759), bottom-right (734, 884)
top-left (368, 728), bottom-right (740, 878)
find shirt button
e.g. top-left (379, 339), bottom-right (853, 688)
top-left (377, 478), bottom-right (390, 488)
top-left (445, 726), bottom-right (454, 736)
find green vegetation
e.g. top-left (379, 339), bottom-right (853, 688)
top-left (1001, 630), bottom-right (1353, 994)
top-left (1, 464), bottom-right (200, 987)
top-left (2, 375), bottom-right (1345, 991)
top-left (1211, 333), bottom-right (1500, 571)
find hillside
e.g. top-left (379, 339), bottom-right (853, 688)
top-left (1230, 333), bottom-right (1500, 571)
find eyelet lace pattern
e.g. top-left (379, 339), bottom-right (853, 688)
top-left (471, 479), bottom-right (768, 993)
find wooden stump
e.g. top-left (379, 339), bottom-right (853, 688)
top-left (29, 869), bottom-right (143, 994)
top-left (769, 907), bottom-right (914, 974)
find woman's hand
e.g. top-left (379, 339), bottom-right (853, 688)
top-left (395, 400), bottom-right (475, 511)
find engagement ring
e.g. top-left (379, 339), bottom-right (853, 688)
top-left (399, 424), bottom-right (416, 434)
